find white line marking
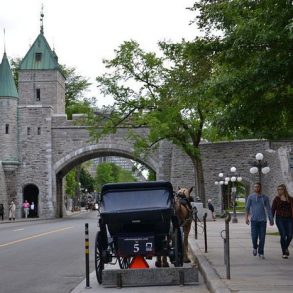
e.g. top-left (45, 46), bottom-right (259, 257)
top-left (0, 226), bottom-right (73, 248)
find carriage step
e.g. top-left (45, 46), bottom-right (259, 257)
top-left (102, 267), bottom-right (198, 288)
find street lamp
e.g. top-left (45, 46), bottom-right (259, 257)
top-left (249, 152), bottom-right (270, 184)
top-left (230, 166), bottom-right (242, 223)
top-left (215, 172), bottom-right (224, 215)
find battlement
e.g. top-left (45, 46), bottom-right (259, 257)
top-left (51, 113), bottom-right (88, 128)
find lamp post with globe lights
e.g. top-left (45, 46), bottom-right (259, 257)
top-left (229, 166), bottom-right (242, 223)
top-left (249, 153), bottom-right (270, 184)
top-left (215, 168), bottom-right (242, 221)
top-left (215, 172), bottom-right (224, 215)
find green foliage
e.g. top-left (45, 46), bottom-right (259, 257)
top-left (86, 39), bottom-right (222, 202)
top-left (10, 57), bottom-right (21, 88)
top-left (190, 0), bottom-right (293, 139)
top-left (94, 162), bottom-right (137, 191)
top-left (80, 168), bottom-right (95, 193)
top-left (65, 169), bottom-right (78, 198)
top-left (59, 65), bottom-right (92, 109)
top-left (147, 169), bottom-right (156, 181)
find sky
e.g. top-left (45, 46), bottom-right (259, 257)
top-left (0, 0), bottom-right (199, 107)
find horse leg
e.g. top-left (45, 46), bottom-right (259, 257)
top-left (183, 222), bottom-right (191, 263)
top-left (155, 256), bottom-right (162, 267)
top-left (162, 255), bottom-right (169, 267)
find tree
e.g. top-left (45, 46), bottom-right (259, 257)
top-left (94, 162), bottom-right (137, 192)
top-left (65, 169), bottom-right (78, 198)
top-left (190, 0), bottom-right (293, 139)
top-left (87, 40), bottom-right (218, 204)
top-left (80, 168), bottom-right (95, 193)
top-left (59, 65), bottom-right (92, 109)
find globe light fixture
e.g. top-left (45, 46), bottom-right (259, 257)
top-left (249, 152), bottom-right (270, 184)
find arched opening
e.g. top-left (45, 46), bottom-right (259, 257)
top-left (222, 180), bottom-right (249, 211)
top-left (55, 151), bottom-right (157, 218)
top-left (23, 184), bottom-right (39, 218)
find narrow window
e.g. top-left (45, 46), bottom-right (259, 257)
top-left (36, 88), bottom-right (41, 101)
top-left (5, 124), bottom-right (9, 134)
top-left (35, 53), bottom-right (42, 62)
top-left (27, 127), bottom-right (31, 135)
top-left (37, 127), bottom-right (41, 135)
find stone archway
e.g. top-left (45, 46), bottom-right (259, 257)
top-left (54, 147), bottom-right (158, 218)
top-left (23, 184), bottom-right (39, 218)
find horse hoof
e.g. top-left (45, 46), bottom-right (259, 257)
top-left (184, 258), bottom-right (191, 263)
top-left (162, 262), bottom-right (169, 267)
top-left (155, 261), bottom-right (161, 268)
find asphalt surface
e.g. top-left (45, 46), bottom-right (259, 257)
top-left (0, 211), bottom-right (98, 293)
top-left (3, 212), bottom-right (292, 293)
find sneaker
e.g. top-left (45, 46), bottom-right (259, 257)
top-left (285, 249), bottom-right (290, 256)
top-left (259, 254), bottom-right (265, 259)
top-left (253, 249), bottom-right (257, 256)
top-left (282, 255), bottom-right (288, 259)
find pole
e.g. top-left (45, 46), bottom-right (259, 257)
top-left (257, 161), bottom-right (262, 184)
top-left (193, 206), bottom-right (198, 239)
top-left (85, 223), bottom-right (91, 289)
top-left (203, 213), bottom-right (207, 253)
top-left (221, 184), bottom-right (224, 216)
top-left (231, 184), bottom-right (238, 223)
top-left (225, 212), bottom-right (231, 279)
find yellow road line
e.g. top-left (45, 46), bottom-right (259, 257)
top-left (0, 226), bottom-right (73, 248)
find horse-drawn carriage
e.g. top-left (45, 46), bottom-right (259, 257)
top-left (95, 181), bottom-right (185, 284)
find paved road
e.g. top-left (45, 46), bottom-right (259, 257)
top-left (0, 212), bottom-right (209, 293)
top-left (0, 212), bottom-right (98, 293)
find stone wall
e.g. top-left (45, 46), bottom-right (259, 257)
top-left (169, 139), bottom-right (293, 213)
top-left (18, 70), bottom-right (65, 114)
top-left (0, 162), bottom-right (8, 217)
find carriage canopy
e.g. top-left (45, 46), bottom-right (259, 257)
top-left (100, 181), bottom-right (174, 214)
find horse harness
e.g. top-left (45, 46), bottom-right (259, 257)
top-left (176, 190), bottom-right (193, 225)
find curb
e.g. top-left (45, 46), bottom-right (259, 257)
top-left (189, 241), bottom-right (231, 293)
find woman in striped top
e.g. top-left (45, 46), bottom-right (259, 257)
top-left (272, 184), bottom-right (293, 259)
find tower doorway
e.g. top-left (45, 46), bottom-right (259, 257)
top-left (23, 184), bottom-right (39, 218)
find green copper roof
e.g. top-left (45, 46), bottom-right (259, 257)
top-left (0, 53), bottom-right (18, 98)
top-left (20, 33), bottom-right (59, 70)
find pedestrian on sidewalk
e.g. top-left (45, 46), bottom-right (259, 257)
top-left (272, 184), bottom-right (293, 259)
top-left (9, 200), bottom-right (16, 221)
top-left (208, 198), bottom-right (216, 221)
top-left (22, 200), bottom-right (30, 218)
top-left (245, 182), bottom-right (274, 259)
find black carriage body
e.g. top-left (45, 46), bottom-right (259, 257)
top-left (100, 181), bottom-right (175, 257)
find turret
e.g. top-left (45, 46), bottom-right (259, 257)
top-left (18, 31), bottom-right (65, 113)
top-left (0, 52), bottom-right (19, 168)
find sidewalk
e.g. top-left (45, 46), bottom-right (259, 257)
top-left (0, 209), bottom-right (87, 224)
top-left (189, 214), bottom-right (293, 293)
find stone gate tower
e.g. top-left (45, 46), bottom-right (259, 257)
top-left (15, 27), bottom-right (65, 218)
top-left (0, 23), bottom-right (66, 218)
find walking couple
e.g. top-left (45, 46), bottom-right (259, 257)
top-left (245, 183), bottom-right (293, 259)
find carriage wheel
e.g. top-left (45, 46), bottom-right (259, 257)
top-left (118, 257), bottom-right (132, 269)
top-left (174, 227), bottom-right (184, 267)
top-left (95, 231), bottom-right (104, 284)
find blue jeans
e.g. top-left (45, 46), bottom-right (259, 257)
top-left (276, 216), bottom-right (293, 254)
top-left (251, 221), bottom-right (267, 255)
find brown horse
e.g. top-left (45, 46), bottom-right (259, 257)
top-left (155, 186), bottom-right (194, 267)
